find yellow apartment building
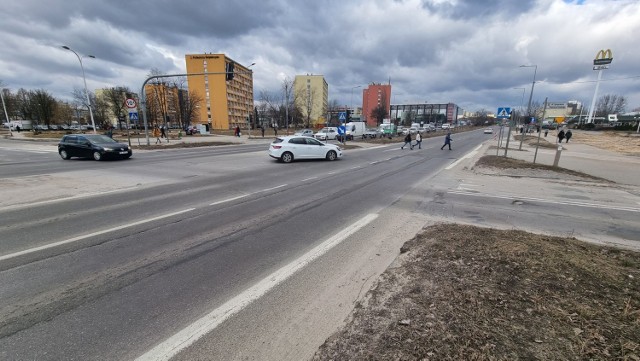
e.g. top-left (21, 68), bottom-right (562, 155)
top-left (185, 53), bottom-right (254, 131)
top-left (293, 74), bottom-right (328, 128)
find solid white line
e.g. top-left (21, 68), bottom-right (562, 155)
top-left (135, 213), bottom-right (379, 361)
top-left (301, 177), bottom-right (318, 182)
top-left (350, 166), bottom-right (361, 170)
top-left (0, 208), bottom-right (196, 262)
top-left (448, 190), bottom-right (640, 213)
top-left (445, 144), bottom-right (482, 170)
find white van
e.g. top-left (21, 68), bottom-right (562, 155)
top-left (344, 122), bottom-right (367, 140)
top-left (10, 120), bottom-right (33, 130)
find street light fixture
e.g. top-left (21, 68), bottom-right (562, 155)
top-left (62, 45), bottom-right (97, 134)
top-left (350, 85), bottom-right (361, 116)
top-left (519, 64), bottom-right (537, 120)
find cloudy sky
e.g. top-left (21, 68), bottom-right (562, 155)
top-left (1, 0), bottom-right (638, 114)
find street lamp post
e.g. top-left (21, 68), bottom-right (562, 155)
top-left (519, 64), bottom-right (537, 121)
top-left (1, 88), bottom-right (11, 136)
top-left (513, 87), bottom-right (526, 150)
top-left (62, 46), bottom-right (97, 134)
top-left (245, 63), bottom-right (255, 138)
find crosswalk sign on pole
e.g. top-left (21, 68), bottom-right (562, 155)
top-left (338, 112), bottom-right (347, 122)
top-left (497, 107), bottom-right (511, 119)
top-left (129, 111), bottom-right (139, 121)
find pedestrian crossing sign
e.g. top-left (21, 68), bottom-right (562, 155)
top-left (497, 107), bottom-right (511, 119)
top-left (129, 111), bottom-right (139, 121)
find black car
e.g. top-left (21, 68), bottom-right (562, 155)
top-left (58, 134), bottom-right (132, 161)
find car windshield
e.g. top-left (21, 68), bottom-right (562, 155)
top-left (83, 135), bottom-right (118, 144)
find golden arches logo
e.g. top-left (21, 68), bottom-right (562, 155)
top-left (594, 49), bottom-right (613, 65)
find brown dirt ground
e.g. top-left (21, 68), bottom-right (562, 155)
top-left (313, 225), bottom-right (640, 360)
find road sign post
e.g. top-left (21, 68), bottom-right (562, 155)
top-left (496, 107), bottom-right (512, 155)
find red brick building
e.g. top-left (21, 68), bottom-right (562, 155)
top-left (362, 83), bottom-right (392, 127)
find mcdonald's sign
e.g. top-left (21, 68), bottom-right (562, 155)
top-left (593, 49), bottom-right (613, 65)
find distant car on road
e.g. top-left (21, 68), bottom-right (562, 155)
top-left (269, 136), bottom-right (342, 163)
top-left (294, 129), bottom-right (315, 137)
top-left (314, 127), bottom-right (339, 141)
top-left (483, 127), bottom-right (493, 134)
top-left (58, 134), bottom-right (132, 161)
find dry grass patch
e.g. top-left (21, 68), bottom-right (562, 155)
top-left (314, 224), bottom-right (640, 360)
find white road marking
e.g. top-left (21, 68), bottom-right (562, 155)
top-left (445, 144), bottom-right (482, 170)
top-left (448, 190), bottom-right (640, 213)
top-left (0, 188), bottom-right (137, 212)
top-left (301, 177), bottom-right (318, 182)
top-left (209, 195), bottom-right (248, 206)
top-left (0, 208), bottom-right (196, 262)
top-left (208, 184), bottom-right (289, 205)
top-left (135, 213), bottom-right (379, 361)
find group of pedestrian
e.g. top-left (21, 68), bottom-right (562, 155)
top-left (153, 125), bottom-right (169, 144)
top-left (400, 131), bottom-right (450, 150)
top-left (557, 129), bottom-right (573, 143)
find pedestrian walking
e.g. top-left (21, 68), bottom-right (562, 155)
top-left (565, 129), bottom-right (573, 143)
top-left (557, 129), bottom-right (565, 144)
top-left (274, 125), bottom-right (278, 136)
top-left (153, 126), bottom-right (162, 144)
top-left (440, 132), bottom-right (452, 150)
top-left (235, 125), bottom-right (241, 137)
top-left (414, 132), bottom-right (422, 149)
top-left (401, 133), bottom-right (413, 150)
top-left (544, 129), bottom-right (548, 137)
top-left (160, 125), bottom-right (167, 138)
top-left (261, 126), bottom-right (265, 138)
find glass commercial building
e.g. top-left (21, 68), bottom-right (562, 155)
top-left (390, 103), bottom-right (461, 126)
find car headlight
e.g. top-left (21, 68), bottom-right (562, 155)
top-left (102, 147), bottom-right (113, 151)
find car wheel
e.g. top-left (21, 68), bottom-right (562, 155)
top-left (93, 151), bottom-right (102, 161)
top-left (59, 149), bottom-right (70, 160)
top-left (281, 152), bottom-right (294, 163)
top-left (326, 150), bottom-right (337, 161)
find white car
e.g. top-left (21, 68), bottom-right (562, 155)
top-left (269, 136), bottom-right (342, 163)
top-left (483, 127), bottom-right (493, 134)
top-left (314, 127), bottom-right (339, 141)
top-left (294, 129), bottom-right (315, 137)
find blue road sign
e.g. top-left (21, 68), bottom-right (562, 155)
top-left (129, 111), bottom-right (139, 121)
top-left (496, 107), bottom-right (511, 119)
top-left (338, 112), bottom-right (347, 122)
top-left (337, 125), bottom-right (346, 135)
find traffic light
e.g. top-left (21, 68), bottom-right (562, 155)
top-left (226, 62), bottom-right (235, 81)
top-left (346, 109), bottom-right (351, 122)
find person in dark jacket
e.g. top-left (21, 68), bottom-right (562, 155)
top-left (401, 133), bottom-right (413, 150)
top-left (558, 129), bottom-right (565, 143)
top-left (565, 130), bottom-right (573, 143)
top-left (440, 132), bottom-right (452, 150)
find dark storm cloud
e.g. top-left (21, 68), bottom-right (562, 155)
top-left (1, 0), bottom-right (639, 112)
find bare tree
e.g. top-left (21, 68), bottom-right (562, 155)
top-left (102, 86), bottom-right (133, 129)
top-left (596, 94), bottom-right (626, 116)
top-left (181, 90), bottom-right (202, 128)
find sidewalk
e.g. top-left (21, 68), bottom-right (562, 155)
top-left (492, 130), bottom-right (640, 187)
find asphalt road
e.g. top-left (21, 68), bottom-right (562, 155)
top-left (0, 130), bottom-right (638, 360)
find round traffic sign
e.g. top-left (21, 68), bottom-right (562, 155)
top-left (125, 98), bottom-right (137, 109)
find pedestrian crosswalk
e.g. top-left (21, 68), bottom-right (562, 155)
top-left (0, 146), bottom-right (58, 154)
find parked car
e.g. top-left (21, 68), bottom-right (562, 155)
top-left (483, 127), bottom-right (494, 134)
top-left (58, 134), bottom-right (132, 161)
top-left (314, 127), bottom-right (339, 141)
top-left (269, 136), bottom-right (342, 163)
top-left (441, 123), bottom-right (451, 130)
top-left (294, 129), bottom-right (315, 137)
top-left (185, 126), bottom-right (200, 135)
